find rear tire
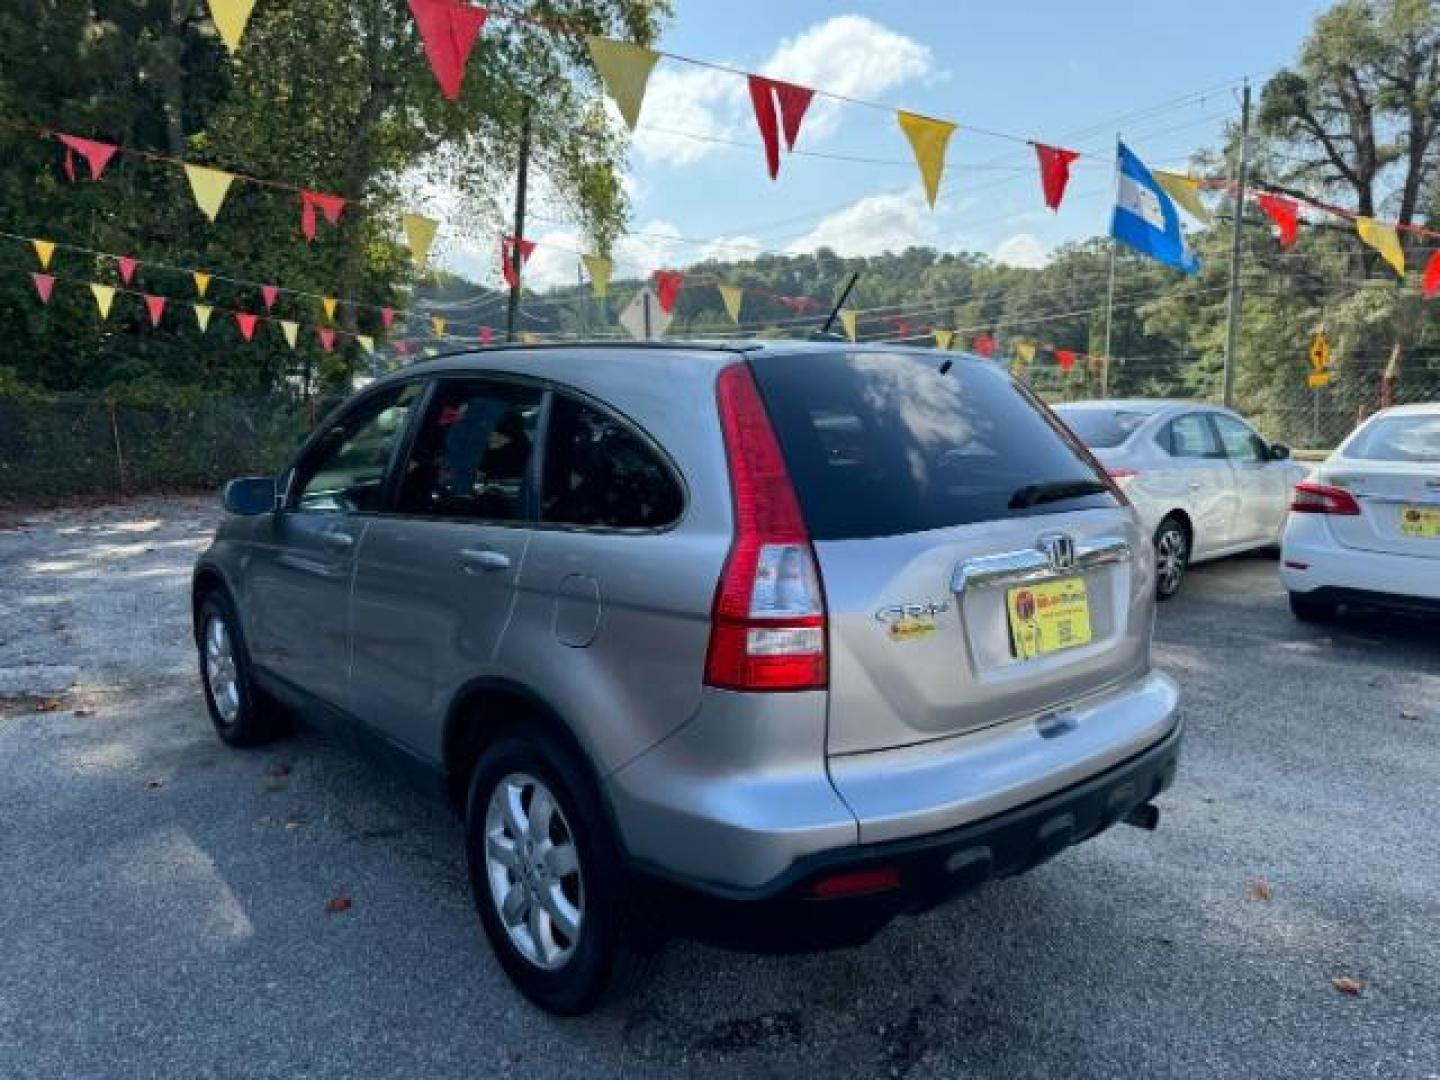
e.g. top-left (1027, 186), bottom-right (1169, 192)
top-left (1153, 517), bottom-right (1189, 601)
top-left (196, 591), bottom-right (290, 747)
top-left (1288, 591), bottom-right (1337, 623)
top-left (464, 729), bottom-right (654, 1014)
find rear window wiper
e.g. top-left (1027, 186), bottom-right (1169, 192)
top-left (1008, 478), bottom-right (1111, 510)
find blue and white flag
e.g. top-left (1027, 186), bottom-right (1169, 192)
top-left (1110, 142), bottom-right (1200, 275)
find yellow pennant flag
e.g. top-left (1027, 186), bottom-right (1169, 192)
top-left (431, 315), bottom-right (446, 337)
top-left (582, 254), bottom-right (612, 299)
top-left (207, 0), bottom-right (256, 54)
top-left (322, 297), bottom-right (337, 321)
top-left (192, 270), bottom-right (212, 297)
top-left (586, 36), bottom-right (659, 131)
top-left (1355, 216), bottom-right (1405, 278)
top-left (402, 213), bottom-right (439, 267)
top-left (839, 309), bottom-right (857, 343)
top-left (33, 239), bottom-right (56, 269)
top-left (934, 329), bottom-right (954, 350)
top-left (90, 283), bottom-right (116, 320)
top-left (1016, 342), bottom-right (1037, 366)
top-left (520, 331), bottom-right (540, 345)
top-left (896, 111), bottom-right (957, 209)
top-left (280, 320), bottom-right (299, 349)
top-left (193, 303), bottom-right (213, 332)
top-left (718, 284), bottom-right (744, 324)
top-left (184, 164), bottom-right (236, 222)
top-left (356, 334), bottom-right (375, 355)
top-left (1154, 171), bottom-right (1211, 223)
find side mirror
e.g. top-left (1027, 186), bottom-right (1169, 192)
top-left (222, 476), bottom-right (279, 516)
top-left (1269, 443), bottom-right (1291, 461)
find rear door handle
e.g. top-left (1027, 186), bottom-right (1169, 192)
top-left (1188, 480), bottom-right (1202, 491)
top-left (459, 548), bottom-right (511, 573)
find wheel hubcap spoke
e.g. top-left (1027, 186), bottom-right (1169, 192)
top-left (203, 614), bottom-right (240, 724)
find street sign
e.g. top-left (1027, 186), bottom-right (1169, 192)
top-left (1308, 329), bottom-right (1331, 372)
top-left (1307, 371), bottom-right (1331, 388)
top-left (618, 287), bottom-right (673, 340)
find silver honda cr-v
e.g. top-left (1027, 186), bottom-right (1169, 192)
top-left (193, 342), bottom-right (1181, 1013)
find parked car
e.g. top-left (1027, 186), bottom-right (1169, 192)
top-left (1054, 400), bottom-right (1307, 599)
top-left (1281, 402), bottom-right (1440, 621)
top-left (193, 343), bottom-right (1182, 1013)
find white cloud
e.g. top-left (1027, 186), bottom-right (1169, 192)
top-left (615, 218), bottom-right (684, 274)
top-left (784, 192), bottom-right (929, 256)
top-left (697, 235), bottom-right (764, 263)
top-left (631, 15), bottom-right (933, 168)
top-left (993, 232), bottom-right (1049, 268)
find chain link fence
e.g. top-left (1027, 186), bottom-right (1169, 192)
top-left (0, 396), bottom-right (310, 505)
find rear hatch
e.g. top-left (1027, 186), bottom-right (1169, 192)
top-left (748, 349), bottom-right (1152, 756)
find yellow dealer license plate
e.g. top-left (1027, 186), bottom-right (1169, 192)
top-left (1399, 505), bottom-right (1440, 538)
top-left (1007, 577), bottom-right (1093, 660)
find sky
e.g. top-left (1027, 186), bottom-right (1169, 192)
top-left (448, 0), bottom-right (1331, 290)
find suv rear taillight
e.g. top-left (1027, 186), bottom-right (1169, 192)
top-left (1290, 481), bottom-right (1361, 516)
top-left (705, 364), bottom-right (827, 692)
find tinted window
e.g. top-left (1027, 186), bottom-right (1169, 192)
top-left (395, 378), bottom-right (543, 522)
top-left (747, 351), bottom-right (1117, 541)
top-left (1344, 415), bottom-right (1440, 462)
top-left (1057, 408), bottom-right (1150, 448)
top-left (1212, 413), bottom-right (1267, 463)
top-left (1164, 414), bottom-right (1223, 459)
top-left (541, 394), bottom-right (683, 529)
top-left (293, 382), bottom-right (423, 513)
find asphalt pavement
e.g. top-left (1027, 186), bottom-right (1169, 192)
top-left (1, 497), bottom-right (1437, 1079)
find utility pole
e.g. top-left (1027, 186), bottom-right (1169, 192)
top-left (1222, 79), bottom-right (1251, 410)
top-left (506, 108), bottom-right (532, 343)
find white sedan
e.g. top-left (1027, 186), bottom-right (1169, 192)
top-left (1055, 401), bottom-right (1308, 599)
top-left (1280, 402), bottom-right (1440, 621)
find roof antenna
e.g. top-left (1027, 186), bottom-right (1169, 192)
top-left (818, 272), bottom-right (860, 338)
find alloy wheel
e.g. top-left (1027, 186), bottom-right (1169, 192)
top-left (1156, 526), bottom-right (1187, 595)
top-left (203, 614), bottom-right (241, 724)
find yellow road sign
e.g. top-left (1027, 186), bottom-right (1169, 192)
top-left (1309, 330), bottom-right (1331, 372)
top-left (1307, 371), bottom-right (1331, 388)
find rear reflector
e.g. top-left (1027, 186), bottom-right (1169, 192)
top-left (810, 866), bottom-right (901, 899)
top-left (1283, 560), bottom-right (1309, 571)
top-left (1291, 481), bottom-right (1361, 516)
top-left (706, 364), bottom-right (827, 692)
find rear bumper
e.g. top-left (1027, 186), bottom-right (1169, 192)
top-left (652, 722), bottom-right (1183, 951)
top-left (608, 669), bottom-right (1180, 894)
top-left (1281, 515), bottom-right (1440, 602)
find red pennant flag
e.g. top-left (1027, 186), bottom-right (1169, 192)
top-left (653, 270), bottom-right (683, 313)
top-left (973, 334), bottom-right (996, 358)
top-left (747, 74), bottom-right (815, 180)
top-left (1422, 250), bottom-right (1440, 299)
top-left (300, 190), bottom-right (347, 242)
top-left (395, 339), bottom-right (412, 356)
top-left (380, 306), bottom-right (396, 328)
top-left (1033, 143), bottom-right (1080, 212)
top-left (1055, 349), bottom-right (1077, 373)
top-left (261, 284), bottom-right (279, 311)
top-left (478, 325), bottom-right (494, 345)
top-left (235, 312), bottom-right (259, 342)
top-left (144, 294), bottom-right (167, 327)
top-left (777, 295), bottom-right (816, 314)
top-left (407, 0), bottom-right (489, 102)
top-left (318, 327), bottom-right (336, 353)
top-left (1256, 193), bottom-right (1299, 249)
top-left (56, 134), bottom-right (118, 181)
top-left (501, 235), bottom-right (536, 288)
top-left (116, 256), bottom-right (138, 285)
top-left (31, 272), bottom-right (55, 304)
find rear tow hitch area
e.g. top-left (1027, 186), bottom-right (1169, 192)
top-left (1123, 802), bottom-right (1160, 830)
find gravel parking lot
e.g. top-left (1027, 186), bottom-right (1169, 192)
top-left (1, 496), bottom-right (1437, 1079)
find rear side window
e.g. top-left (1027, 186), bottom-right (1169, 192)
top-left (746, 351), bottom-right (1117, 541)
top-left (541, 393), bottom-right (683, 529)
top-left (1344, 415), bottom-right (1440, 462)
top-left (1163, 414), bottom-right (1223, 459)
top-left (1212, 414), bottom-right (1267, 463)
top-left (394, 378), bottom-right (543, 522)
top-left (1057, 408), bottom-right (1149, 448)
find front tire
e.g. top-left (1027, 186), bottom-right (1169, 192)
top-left (1153, 517), bottom-right (1189, 601)
top-left (1288, 591), bottom-right (1337, 623)
top-left (465, 730), bottom-right (651, 1014)
top-left (196, 591), bottom-right (289, 747)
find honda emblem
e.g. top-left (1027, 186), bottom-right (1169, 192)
top-left (1038, 533), bottom-right (1076, 573)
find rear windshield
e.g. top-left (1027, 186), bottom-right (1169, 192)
top-left (747, 350), bottom-right (1118, 541)
top-left (1344, 415), bottom-right (1440, 462)
top-left (1055, 407), bottom-right (1150, 448)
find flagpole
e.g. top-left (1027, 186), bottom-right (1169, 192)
top-left (1221, 79), bottom-right (1251, 410)
top-left (1102, 133), bottom-right (1119, 398)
